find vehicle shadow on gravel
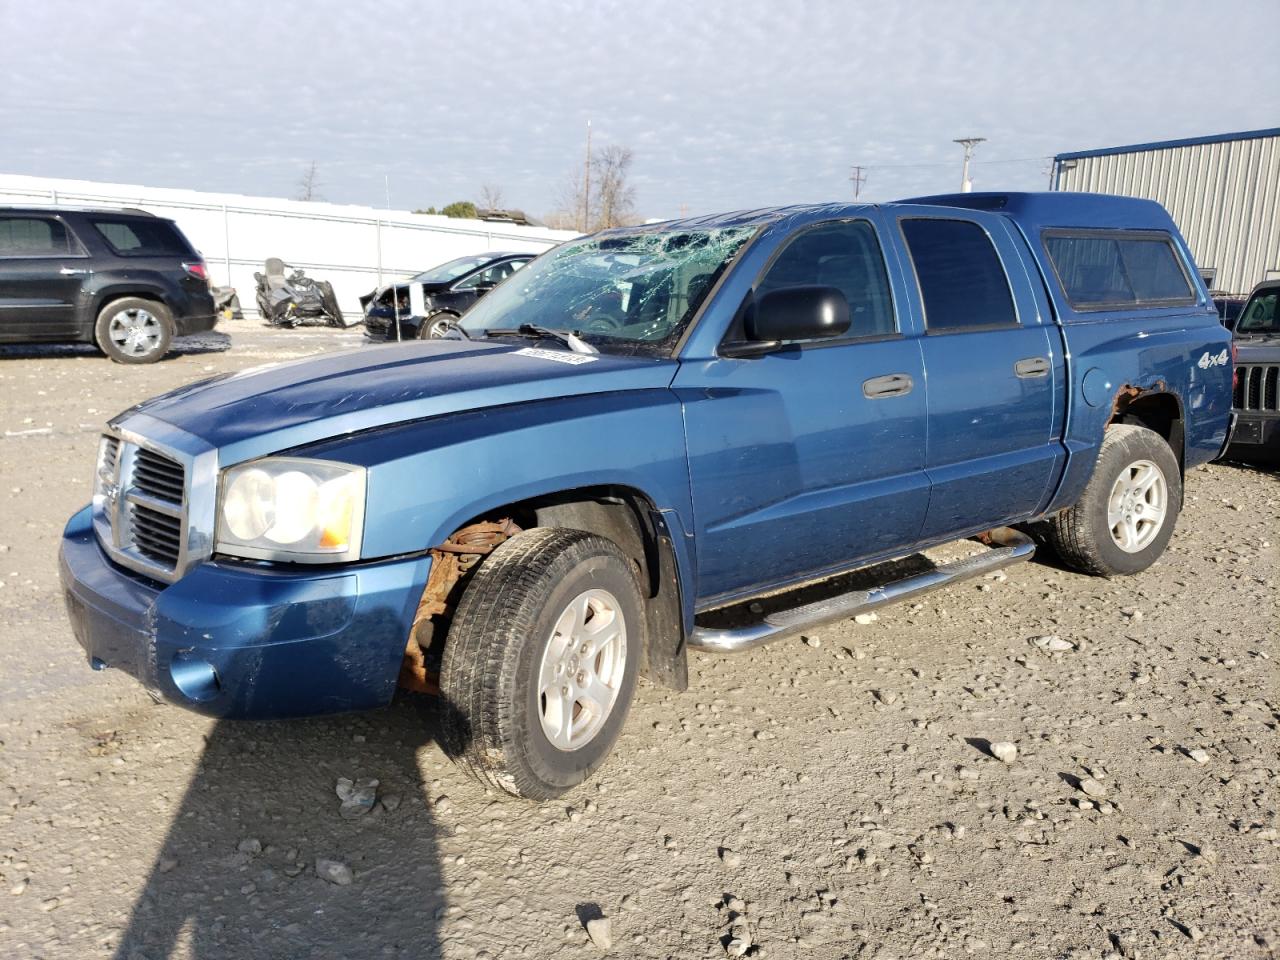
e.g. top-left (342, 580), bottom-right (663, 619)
top-left (0, 332), bottom-right (232, 361)
top-left (112, 696), bottom-right (452, 960)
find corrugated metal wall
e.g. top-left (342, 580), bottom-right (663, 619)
top-left (1055, 133), bottom-right (1279, 294)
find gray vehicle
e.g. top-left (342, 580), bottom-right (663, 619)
top-left (1227, 280), bottom-right (1280, 462)
top-left (0, 207), bottom-right (217, 363)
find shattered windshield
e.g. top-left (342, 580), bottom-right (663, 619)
top-left (459, 225), bottom-right (757, 355)
top-left (413, 255), bottom-right (494, 284)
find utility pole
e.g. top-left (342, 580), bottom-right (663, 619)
top-left (954, 137), bottom-right (985, 193)
top-left (849, 165), bottom-right (867, 200)
top-left (582, 120), bottom-right (592, 232)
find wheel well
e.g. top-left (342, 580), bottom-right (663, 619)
top-left (96, 292), bottom-right (169, 319)
top-left (468, 486), bottom-right (660, 599)
top-left (1108, 389), bottom-right (1184, 473)
top-left (437, 485), bottom-right (688, 691)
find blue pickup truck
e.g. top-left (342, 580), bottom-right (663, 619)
top-left (60, 192), bottom-right (1233, 799)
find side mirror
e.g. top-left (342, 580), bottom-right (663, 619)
top-left (723, 286), bottom-right (851, 357)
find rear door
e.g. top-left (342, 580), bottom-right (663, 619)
top-left (0, 214), bottom-right (89, 340)
top-left (675, 215), bottom-right (930, 604)
top-left (895, 209), bottom-right (1061, 540)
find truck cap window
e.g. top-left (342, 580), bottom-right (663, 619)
top-left (900, 218), bottom-right (1017, 331)
top-left (460, 226), bottom-right (755, 356)
top-left (1043, 231), bottom-right (1194, 309)
top-left (91, 218), bottom-right (191, 257)
top-left (756, 220), bottom-right (896, 340)
top-left (0, 216), bottom-right (79, 257)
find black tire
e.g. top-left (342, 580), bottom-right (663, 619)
top-left (438, 528), bottom-right (643, 800)
top-left (94, 298), bottom-right (173, 364)
top-left (419, 312), bottom-right (459, 339)
top-left (1048, 424), bottom-right (1182, 577)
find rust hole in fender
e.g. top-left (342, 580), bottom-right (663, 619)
top-left (397, 518), bottom-right (522, 695)
top-left (1109, 380), bottom-right (1166, 421)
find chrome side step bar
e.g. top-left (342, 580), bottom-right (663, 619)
top-left (688, 527), bottom-right (1035, 654)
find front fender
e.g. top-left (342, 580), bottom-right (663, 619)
top-left (295, 389), bottom-right (698, 622)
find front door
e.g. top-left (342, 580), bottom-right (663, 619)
top-left (0, 215), bottom-right (88, 341)
top-left (895, 210), bottom-right (1061, 540)
top-left (674, 217), bottom-right (930, 605)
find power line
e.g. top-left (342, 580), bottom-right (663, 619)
top-left (954, 137), bottom-right (986, 193)
top-left (849, 165), bottom-right (867, 200)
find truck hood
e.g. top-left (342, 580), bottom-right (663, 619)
top-left (127, 339), bottom-right (677, 463)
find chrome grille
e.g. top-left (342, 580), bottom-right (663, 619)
top-left (1233, 364), bottom-right (1280, 412)
top-left (130, 501), bottom-right (183, 566)
top-left (101, 435), bottom-right (121, 475)
top-left (94, 434), bottom-right (191, 581)
top-left (133, 448), bottom-right (185, 504)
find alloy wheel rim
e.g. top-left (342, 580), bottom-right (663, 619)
top-left (537, 588), bottom-right (627, 751)
top-left (108, 308), bottom-right (162, 356)
top-left (1106, 458), bottom-right (1167, 553)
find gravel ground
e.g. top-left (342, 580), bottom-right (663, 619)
top-left (0, 320), bottom-right (1276, 960)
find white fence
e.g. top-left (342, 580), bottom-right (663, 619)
top-left (0, 174), bottom-right (578, 320)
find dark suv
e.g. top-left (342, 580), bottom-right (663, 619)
top-left (0, 207), bottom-right (217, 364)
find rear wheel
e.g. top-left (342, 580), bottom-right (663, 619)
top-left (438, 528), bottom-right (642, 800)
top-left (94, 298), bottom-right (173, 364)
top-left (1048, 424), bottom-right (1182, 576)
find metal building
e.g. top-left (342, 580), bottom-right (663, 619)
top-left (1052, 128), bottom-right (1280, 295)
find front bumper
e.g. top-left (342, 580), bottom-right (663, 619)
top-left (362, 313), bottom-right (419, 341)
top-left (1225, 411), bottom-right (1280, 457)
top-left (59, 506), bottom-right (430, 719)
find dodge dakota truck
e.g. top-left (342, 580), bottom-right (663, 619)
top-left (59, 192), bottom-right (1233, 800)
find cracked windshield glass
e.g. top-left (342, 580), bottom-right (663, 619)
top-left (459, 226), bottom-right (756, 355)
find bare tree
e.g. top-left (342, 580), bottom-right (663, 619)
top-left (543, 145), bottom-right (638, 231)
top-left (592, 145), bottom-right (636, 229)
top-left (295, 161), bottom-right (324, 202)
top-left (478, 182), bottom-right (505, 212)
top-left (545, 169), bottom-right (587, 230)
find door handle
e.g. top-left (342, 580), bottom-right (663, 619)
top-left (862, 373), bottom-right (914, 399)
top-left (59, 267), bottom-right (88, 275)
top-left (1014, 356), bottom-right (1050, 378)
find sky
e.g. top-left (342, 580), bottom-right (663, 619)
top-left (2, 0), bottom-right (1277, 221)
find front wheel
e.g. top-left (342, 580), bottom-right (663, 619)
top-left (439, 528), bottom-right (643, 800)
top-left (94, 298), bottom-right (173, 364)
top-left (1048, 424), bottom-right (1182, 577)
top-left (420, 312), bottom-right (459, 339)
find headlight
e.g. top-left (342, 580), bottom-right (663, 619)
top-left (215, 458), bottom-right (366, 562)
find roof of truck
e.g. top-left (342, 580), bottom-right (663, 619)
top-left (897, 191), bottom-right (1180, 234)
top-left (610, 192), bottom-right (1180, 237)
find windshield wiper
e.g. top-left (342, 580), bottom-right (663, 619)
top-left (487, 324), bottom-right (598, 355)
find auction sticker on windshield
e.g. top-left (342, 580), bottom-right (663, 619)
top-left (513, 347), bottom-right (599, 365)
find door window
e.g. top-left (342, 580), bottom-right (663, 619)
top-left (457, 259), bottom-right (532, 290)
top-left (755, 220), bottom-right (896, 340)
top-left (900, 218), bottom-right (1017, 332)
top-left (0, 217), bottom-right (79, 257)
